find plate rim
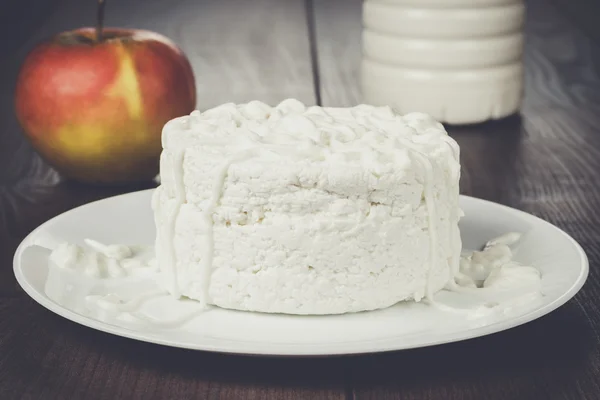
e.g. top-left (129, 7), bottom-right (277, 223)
top-left (13, 189), bottom-right (589, 357)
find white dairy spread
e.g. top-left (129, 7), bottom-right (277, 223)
top-left (44, 232), bottom-right (542, 325)
top-left (48, 239), bottom-right (155, 279)
top-left (458, 233), bottom-right (542, 295)
top-left (153, 99), bottom-right (462, 314)
top-left (42, 100), bottom-right (543, 322)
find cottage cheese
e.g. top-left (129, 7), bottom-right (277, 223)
top-left (152, 99), bottom-right (462, 314)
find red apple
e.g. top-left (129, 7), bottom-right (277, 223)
top-left (15, 27), bottom-right (196, 184)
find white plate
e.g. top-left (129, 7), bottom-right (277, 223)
top-left (13, 190), bottom-right (588, 356)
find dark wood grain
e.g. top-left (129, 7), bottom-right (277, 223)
top-left (1, 298), bottom-right (346, 400)
top-left (552, 0), bottom-right (600, 47)
top-left (311, 0), bottom-right (362, 107)
top-left (2, 0), bottom-right (600, 399)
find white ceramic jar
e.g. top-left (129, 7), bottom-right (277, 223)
top-left (361, 0), bottom-right (525, 124)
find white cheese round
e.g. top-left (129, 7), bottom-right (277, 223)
top-left (153, 99), bottom-right (462, 314)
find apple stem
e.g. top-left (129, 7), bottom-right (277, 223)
top-left (96, 0), bottom-right (106, 42)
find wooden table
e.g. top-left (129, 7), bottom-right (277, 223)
top-left (2, 0), bottom-right (599, 398)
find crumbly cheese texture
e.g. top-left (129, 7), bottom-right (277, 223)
top-left (152, 99), bottom-right (462, 315)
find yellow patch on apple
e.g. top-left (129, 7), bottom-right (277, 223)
top-left (108, 45), bottom-right (143, 120)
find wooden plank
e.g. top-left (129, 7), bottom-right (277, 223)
top-left (312, 0), bottom-right (600, 399)
top-left (0, 2), bottom-right (329, 397)
top-left (311, 0), bottom-right (363, 106)
top-left (7, 304), bottom-right (350, 400)
top-left (551, 0), bottom-right (600, 46)
top-left (0, 297), bottom-right (349, 400)
top-left (0, 0), bottom-right (316, 291)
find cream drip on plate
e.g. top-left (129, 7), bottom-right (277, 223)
top-left (433, 232), bottom-right (543, 317)
top-left (458, 232), bottom-right (541, 291)
top-left (45, 239), bottom-right (205, 329)
top-left (49, 240), bottom-right (155, 279)
top-left (44, 230), bottom-right (542, 328)
top-left (85, 291), bottom-right (205, 328)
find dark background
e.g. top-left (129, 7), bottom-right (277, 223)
top-left (1, 0), bottom-right (600, 399)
